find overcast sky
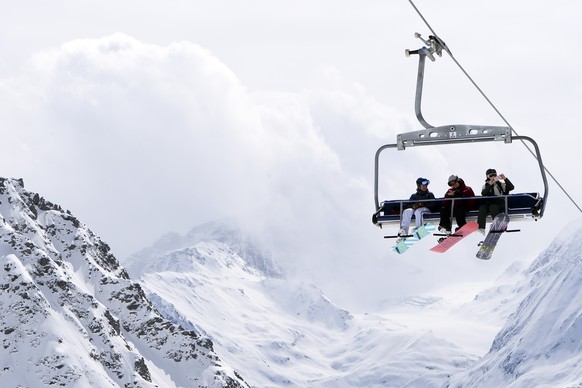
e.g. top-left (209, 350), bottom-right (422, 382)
top-left (1, 1), bottom-right (581, 310)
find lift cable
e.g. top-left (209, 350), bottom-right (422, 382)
top-left (407, 0), bottom-right (582, 214)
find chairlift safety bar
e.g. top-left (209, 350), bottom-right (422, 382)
top-left (373, 135), bottom-right (548, 219)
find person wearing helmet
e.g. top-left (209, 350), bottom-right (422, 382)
top-left (477, 168), bottom-right (515, 234)
top-left (438, 174), bottom-right (475, 233)
top-left (399, 177), bottom-right (436, 236)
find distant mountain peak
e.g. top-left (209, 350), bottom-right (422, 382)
top-left (126, 219), bottom-right (283, 278)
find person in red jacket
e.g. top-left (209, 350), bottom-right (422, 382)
top-left (438, 175), bottom-right (475, 233)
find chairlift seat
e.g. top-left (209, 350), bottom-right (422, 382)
top-left (373, 192), bottom-right (542, 228)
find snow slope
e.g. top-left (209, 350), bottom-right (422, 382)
top-left (130, 224), bottom-right (477, 387)
top-left (132, 219), bottom-right (582, 388)
top-left (447, 222), bottom-right (582, 387)
top-left (0, 178), bottom-right (246, 387)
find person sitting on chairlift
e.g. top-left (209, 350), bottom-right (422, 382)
top-left (438, 175), bottom-right (475, 233)
top-left (399, 177), bottom-right (436, 236)
top-left (477, 168), bottom-right (514, 234)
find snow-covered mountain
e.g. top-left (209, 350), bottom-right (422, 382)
top-left (447, 223), bottom-right (582, 387)
top-left (1, 175), bottom-right (580, 387)
top-left (126, 221), bottom-right (282, 279)
top-left (128, 223), bottom-right (478, 387)
top-left (129, 219), bottom-right (582, 387)
top-left (0, 178), bottom-right (246, 387)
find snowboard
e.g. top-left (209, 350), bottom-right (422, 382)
top-left (391, 223), bottom-right (436, 254)
top-left (429, 221), bottom-right (479, 253)
top-left (476, 213), bottom-right (510, 260)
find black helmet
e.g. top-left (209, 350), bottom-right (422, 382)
top-left (486, 168), bottom-right (497, 177)
top-left (416, 177), bottom-right (430, 186)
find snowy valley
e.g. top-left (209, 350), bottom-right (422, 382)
top-left (126, 221), bottom-right (581, 387)
top-left (0, 177), bottom-right (580, 387)
top-left (125, 222), bottom-right (478, 387)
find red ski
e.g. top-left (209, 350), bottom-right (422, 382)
top-left (429, 221), bottom-right (479, 253)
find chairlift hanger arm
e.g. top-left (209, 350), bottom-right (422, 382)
top-left (410, 51), bottom-right (431, 129)
top-left (405, 33), bottom-right (456, 130)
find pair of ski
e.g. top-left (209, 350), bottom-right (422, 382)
top-left (389, 213), bottom-right (511, 260)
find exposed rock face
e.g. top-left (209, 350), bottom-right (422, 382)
top-left (0, 178), bottom-right (247, 387)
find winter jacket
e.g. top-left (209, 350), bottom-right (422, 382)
top-left (408, 189), bottom-right (437, 211)
top-left (444, 178), bottom-right (475, 198)
top-left (481, 178), bottom-right (514, 197)
top-left (443, 178), bottom-right (475, 209)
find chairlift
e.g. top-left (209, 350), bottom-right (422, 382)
top-left (372, 34), bottom-right (548, 230)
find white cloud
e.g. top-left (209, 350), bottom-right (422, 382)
top-left (2, 34), bottom-right (259, 250)
top-left (0, 35), bottom-right (389, 272)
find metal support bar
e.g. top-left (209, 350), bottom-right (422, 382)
top-left (397, 124), bottom-right (511, 150)
top-left (513, 135), bottom-right (548, 218)
top-left (414, 52), bottom-right (432, 129)
top-left (374, 143), bottom-right (398, 211)
top-left (405, 33), bottom-right (447, 130)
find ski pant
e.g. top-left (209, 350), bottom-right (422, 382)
top-left (478, 202), bottom-right (504, 229)
top-left (401, 207), bottom-right (429, 231)
top-left (439, 205), bottom-right (467, 231)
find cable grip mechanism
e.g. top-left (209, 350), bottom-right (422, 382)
top-left (404, 32), bottom-right (450, 61)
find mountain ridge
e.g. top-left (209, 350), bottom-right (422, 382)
top-left (126, 220), bottom-right (282, 279)
top-left (0, 177), bottom-right (247, 387)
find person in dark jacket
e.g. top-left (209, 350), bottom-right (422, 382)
top-left (477, 168), bottom-right (515, 233)
top-left (399, 177), bottom-right (436, 236)
top-left (438, 174), bottom-right (475, 233)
